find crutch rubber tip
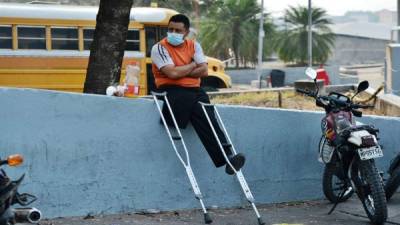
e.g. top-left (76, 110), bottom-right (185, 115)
top-left (204, 213), bottom-right (212, 224)
top-left (258, 217), bottom-right (266, 225)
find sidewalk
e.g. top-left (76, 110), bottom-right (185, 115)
top-left (41, 194), bottom-right (400, 225)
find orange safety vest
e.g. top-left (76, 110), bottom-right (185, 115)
top-left (152, 38), bottom-right (200, 88)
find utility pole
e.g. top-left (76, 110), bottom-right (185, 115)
top-left (308, 0), bottom-right (312, 67)
top-left (398, 0), bottom-right (400, 42)
top-left (257, 0), bottom-right (265, 89)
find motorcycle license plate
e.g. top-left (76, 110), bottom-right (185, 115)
top-left (358, 146), bottom-right (383, 160)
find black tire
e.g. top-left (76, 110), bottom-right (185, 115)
top-left (0, 208), bottom-right (14, 225)
top-left (354, 159), bottom-right (387, 225)
top-left (201, 77), bottom-right (223, 92)
top-left (323, 163), bottom-right (354, 203)
top-left (385, 167), bottom-right (400, 201)
top-left (201, 86), bottom-right (218, 92)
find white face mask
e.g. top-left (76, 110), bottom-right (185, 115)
top-left (167, 32), bottom-right (185, 46)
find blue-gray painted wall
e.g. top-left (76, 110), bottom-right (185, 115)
top-left (0, 88), bottom-right (399, 218)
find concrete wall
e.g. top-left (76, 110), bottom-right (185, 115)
top-left (329, 35), bottom-right (388, 65)
top-left (376, 94), bottom-right (400, 116)
top-left (0, 88), bottom-right (399, 219)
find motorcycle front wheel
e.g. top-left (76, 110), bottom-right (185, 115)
top-left (0, 208), bottom-right (14, 225)
top-left (353, 159), bottom-right (387, 225)
top-left (385, 167), bottom-right (400, 201)
top-left (323, 162), bottom-right (354, 203)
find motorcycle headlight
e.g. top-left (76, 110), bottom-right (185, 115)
top-left (335, 116), bottom-right (352, 133)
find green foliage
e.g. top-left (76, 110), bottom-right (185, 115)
top-left (154, 0), bottom-right (193, 15)
top-left (275, 6), bottom-right (335, 66)
top-left (137, 0), bottom-right (217, 18)
top-left (199, 0), bottom-right (276, 67)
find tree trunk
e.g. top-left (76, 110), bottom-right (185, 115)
top-left (232, 22), bottom-right (240, 68)
top-left (84, 0), bottom-right (133, 94)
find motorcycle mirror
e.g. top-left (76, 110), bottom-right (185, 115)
top-left (357, 80), bottom-right (369, 93)
top-left (352, 80), bottom-right (369, 100)
top-left (7, 154), bottom-right (24, 167)
top-left (305, 67), bottom-right (317, 80)
top-left (305, 67), bottom-right (319, 94)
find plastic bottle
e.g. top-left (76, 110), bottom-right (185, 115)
top-left (125, 62), bottom-right (140, 97)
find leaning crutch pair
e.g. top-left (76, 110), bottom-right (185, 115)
top-left (151, 91), bottom-right (265, 225)
top-left (152, 91), bottom-right (212, 224)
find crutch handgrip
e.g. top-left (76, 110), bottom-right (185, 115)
top-left (204, 213), bottom-right (213, 224)
top-left (199, 102), bottom-right (214, 107)
top-left (258, 218), bottom-right (266, 225)
top-left (151, 91), bottom-right (167, 96)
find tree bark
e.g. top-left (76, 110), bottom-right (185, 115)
top-left (232, 22), bottom-right (240, 68)
top-left (84, 0), bottom-right (133, 94)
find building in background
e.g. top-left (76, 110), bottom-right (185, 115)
top-left (376, 9), bottom-right (397, 27)
top-left (328, 22), bottom-right (391, 65)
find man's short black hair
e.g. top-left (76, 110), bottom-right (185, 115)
top-left (169, 14), bottom-right (190, 30)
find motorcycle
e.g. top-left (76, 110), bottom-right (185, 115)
top-left (0, 154), bottom-right (41, 225)
top-left (297, 68), bottom-right (387, 225)
top-left (385, 152), bottom-right (400, 201)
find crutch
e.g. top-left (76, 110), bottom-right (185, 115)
top-left (151, 91), bottom-right (212, 224)
top-left (200, 102), bottom-right (266, 225)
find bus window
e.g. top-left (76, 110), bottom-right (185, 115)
top-left (83, 28), bottom-right (140, 51)
top-left (83, 28), bottom-right (95, 50)
top-left (0, 26), bottom-right (12, 49)
top-left (144, 26), bottom-right (168, 93)
top-left (145, 26), bottom-right (168, 57)
top-left (126, 29), bottom-right (140, 51)
top-left (145, 26), bottom-right (156, 57)
top-left (159, 26), bottom-right (167, 40)
top-left (17, 26), bottom-right (46, 49)
top-left (51, 27), bottom-right (78, 50)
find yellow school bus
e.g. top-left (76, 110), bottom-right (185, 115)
top-left (0, 3), bottom-right (231, 94)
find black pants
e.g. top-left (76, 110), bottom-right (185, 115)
top-left (158, 86), bottom-right (232, 167)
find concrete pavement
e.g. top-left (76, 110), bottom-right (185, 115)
top-left (41, 193), bottom-right (400, 225)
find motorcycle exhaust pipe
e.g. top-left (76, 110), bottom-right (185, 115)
top-left (13, 207), bottom-right (42, 224)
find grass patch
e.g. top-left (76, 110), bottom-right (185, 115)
top-left (211, 90), bottom-right (384, 115)
top-left (211, 91), bottom-right (320, 110)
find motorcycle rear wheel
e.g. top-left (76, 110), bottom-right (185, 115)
top-left (323, 162), bottom-right (354, 203)
top-left (385, 167), bottom-right (400, 201)
top-left (354, 159), bottom-right (387, 225)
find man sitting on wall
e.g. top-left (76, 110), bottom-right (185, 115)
top-left (151, 14), bottom-right (245, 175)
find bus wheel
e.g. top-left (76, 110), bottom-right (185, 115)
top-left (201, 77), bottom-right (224, 92)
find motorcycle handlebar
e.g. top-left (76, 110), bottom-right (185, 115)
top-left (0, 160), bottom-right (7, 166)
top-left (351, 104), bottom-right (374, 109)
top-left (296, 88), bottom-right (315, 97)
top-left (296, 89), bottom-right (374, 111)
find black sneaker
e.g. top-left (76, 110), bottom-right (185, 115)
top-left (225, 153), bottom-right (246, 175)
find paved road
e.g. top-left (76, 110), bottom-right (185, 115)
top-left (41, 193), bottom-right (400, 225)
top-left (225, 64), bottom-right (384, 90)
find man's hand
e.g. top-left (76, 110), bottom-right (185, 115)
top-left (188, 63), bottom-right (208, 78)
top-left (160, 61), bottom-right (197, 79)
